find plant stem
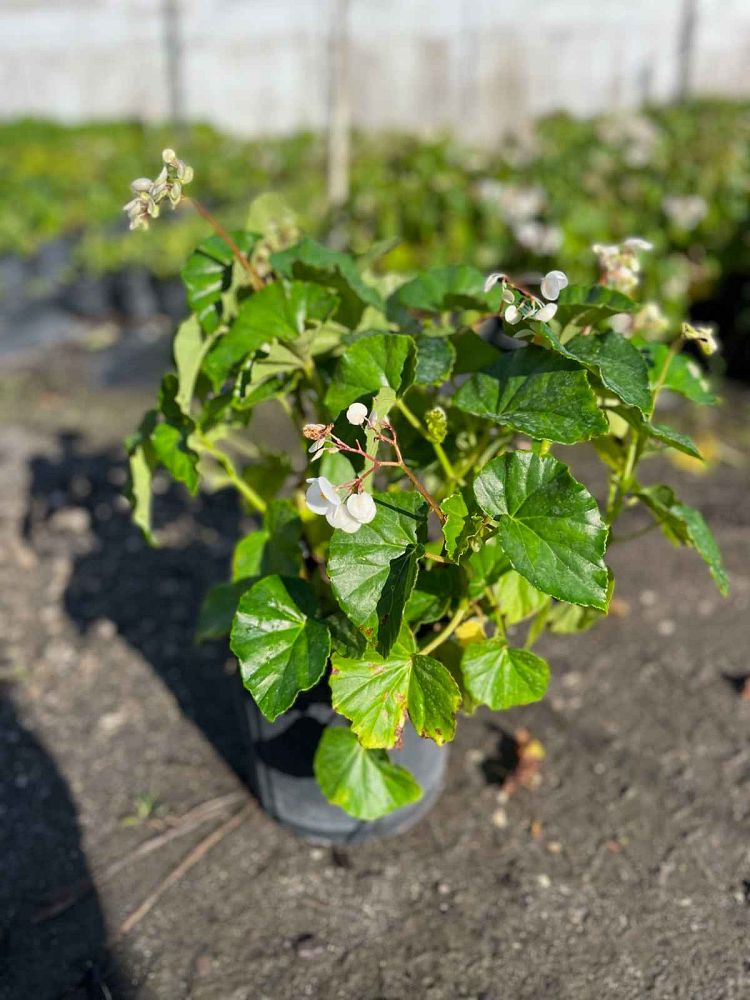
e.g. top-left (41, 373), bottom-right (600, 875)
top-left (420, 601), bottom-right (469, 656)
top-left (650, 334), bottom-right (684, 412)
top-left (196, 436), bottom-right (267, 514)
top-left (396, 398), bottom-right (458, 484)
top-left (399, 461), bottom-right (446, 523)
top-left (187, 198), bottom-right (264, 291)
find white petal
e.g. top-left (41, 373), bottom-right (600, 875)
top-left (623, 237), bottom-right (653, 251)
top-left (504, 305), bottom-right (520, 325)
top-left (316, 476), bottom-right (340, 505)
top-left (502, 288), bottom-right (515, 304)
top-left (305, 480), bottom-right (330, 515)
top-left (346, 402), bottom-right (369, 426)
top-left (326, 503), bottom-right (361, 533)
top-left (308, 438), bottom-right (325, 454)
top-left (311, 446), bottom-right (326, 461)
top-left (534, 303), bottom-right (557, 323)
top-left (540, 269), bottom-right (568, 301)
top-left (346, 492), bottom-right (377, 524)
top-left (483, 272), bottom-right (504, 293)
top-left (610, 313), bottom-right (632, 334)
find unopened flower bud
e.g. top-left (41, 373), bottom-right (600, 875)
top-left (425, 406), bottom-right (448, 445)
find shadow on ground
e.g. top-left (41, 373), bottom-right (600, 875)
top-left (24, 432), bottom-right (248, 778)
top-left (0, 695), bottom-right (119, 1000)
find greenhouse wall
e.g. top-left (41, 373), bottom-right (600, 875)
top-left (1, 0), bottom-right (748, 140)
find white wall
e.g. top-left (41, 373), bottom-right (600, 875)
top-left (0, 0), bottom-right (748, 139)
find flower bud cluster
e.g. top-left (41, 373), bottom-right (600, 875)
top-left (682, 322), bottom-right (719, 357)
top-left (123, 148), bottom-right (194, 231)
top-left (592, 237), bottom-right (652, 294)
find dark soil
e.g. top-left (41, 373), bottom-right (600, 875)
top-left (1, 369), bottom-right (749, 999)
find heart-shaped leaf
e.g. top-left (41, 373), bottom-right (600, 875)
top-left (230, 576), bottom-right (331, 721)
top-left (324, 333), bottom-right (416, 416)
top-left (327, 492), bottom-right (427, 655)
top-left (474, 452), bottom-right (610, 609)
top-left (453, 346), bottom-right (607, 443)
top-left (313, 727), bottom-right (422, 820)
top-left (461, 638), bottom-right (550, 710)
top-left (330, 628), bottom-right (460, 748)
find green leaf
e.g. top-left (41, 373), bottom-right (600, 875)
top-left (636, 340), bottom-right (717, 405)
top-left (474, 452), bottom-right (610, 609)
top-left (451, 329), bottom-right (501, 375)
top-left (466, 533), bottom-right (509, 598)
top-left (313, 727), bottom-right (422, 821)
top-left (453, 346), bottom-right (607, 443)
top-left (493, 570), bottom-right (550, 625)
top-left (330, 628), bottom-right (460, 748)
top-left (415, 335), bottom-right (456, 385)
top-left (126, 441), bottom-right (155, 545)
top-left (539, 328), bottom-right (652, 414)
top-left (196, 578), bottom-right (255, 642)
top-left (181, 232), bottom-right (259, 333)
top-left (622, 411), bottom-right (703, 459)
top-left (325, 610), bottom-right (367, 658)
top-left (554, 284), bottom-right (636, 328)
top-left (440, 491), bottom-right (472, 562)
top-left (270, 237), bottom-right (382, 327)
top-left (405, 565), bottom-right (460, 625)
top-left (202, 280), bottom-right (339, 388)
top-left (324, 333), bottom-right (416, 416)
top-left (173, 315), bottom-right (214, 415)
top-left (386, 264), bottom-right (500, 321)
top-left (232, 500), bottom-right (303, 580)
top-left (327, 491), bottom-right (427, 656)
top-left (150, 422), bottom-right (199, 494)
top-left (461, 638), bottom-right (550, 710)
top-left (636, 485), bottom-right (728, 595)
top-left (230, 576), bottom-right (331, 721)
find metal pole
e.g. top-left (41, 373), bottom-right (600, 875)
top-left (327, 0), bottom-right (352, 210)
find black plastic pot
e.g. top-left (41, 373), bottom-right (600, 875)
top-left (239, 679), bottom-right (448, 843)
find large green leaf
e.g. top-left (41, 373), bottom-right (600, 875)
top-left (466, 533), bottom-right (509, 598)
top-left (539, 327), bottom-right (652, 414)
top-left (150, 422), bottom-right (199, 494)
top-left (405, 565), bottom-right (460, 625)
top-left (453, 346), bottom-right (607, 443)
top-left (636, 485), bottom-right (728, 595)
top-left (636, 340), bottom-right (717, 405)
top-left (270, 237), bottom-right (382, 327)
top-left (461, 638), bottom-right (550, 710)
top-left (451, 329), bottom-right (501, 375)
top-left (617, 409), bottom-right (703, 459)
top-left (230, 576), bottom-right (331, 721)
top-left (327, 492), bottom-right (427, 655)
top-left (324, 333), bottom-right (416, 416)
top-left (181, 232), bottom-right (259, 333)
top-left (313, 727), bottom-right (422, 821)
top-left (554, 284), bottom-right (636, 328)
top-left (474, 452), bottom-right (610, 609)
top-left (441, 492), bottom-right (470, 562)
top-left (330, 627), bottom-right (460, 748)
top-left (386, 264), bottom-right (501, 322)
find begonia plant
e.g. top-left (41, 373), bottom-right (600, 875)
top-left (126, 152), bottom-right (727, 821)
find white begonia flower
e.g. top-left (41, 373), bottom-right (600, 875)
top-left (540, 270), bottom-right (568, 301)
top-left (483, 272), bottom-right (504, 294)
top-left (305, 476), bottom-right (339, 516)
top-left (504, 304), bottom-right (521, 325)
top-left (610, 313), bottom-right (633, 335)
top-left (623, 237), bottom-right (653, 252)
top-left (346, 492), bottom-right (377, 524)
top-left (502, 287), bottom-right (515, 305)
top-left (533, 302), bottom-right (558, 323)
top-left (663, 195), bottom-right (708, 231)
top-left (346, 402), bottom-right (369, 426)
top-left (326, 502), bottom-right (361, 533)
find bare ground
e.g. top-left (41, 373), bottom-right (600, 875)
top-left (1, 373), bottom-right (749, 1000)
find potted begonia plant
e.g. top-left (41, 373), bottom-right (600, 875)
top-left (125, 151), bottom-right (727, 841)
